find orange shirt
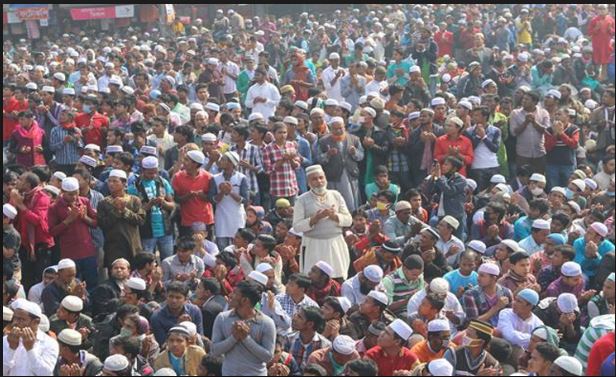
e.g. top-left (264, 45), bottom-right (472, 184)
top-left (410, 339), bottom-right (447, 363)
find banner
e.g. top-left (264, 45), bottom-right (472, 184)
top-left (70, 5), bottom-right (134, 21)
top-left (164, 4), bottom-right (175, 24)
top-left (10, 4), bottom-right (48, 21)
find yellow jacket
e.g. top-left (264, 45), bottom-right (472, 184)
top-left (153, 345), bottom-right (205, 376)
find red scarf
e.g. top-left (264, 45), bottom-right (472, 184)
top-left (61, 120), bottom-right (77, 130)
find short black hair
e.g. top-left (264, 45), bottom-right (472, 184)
top-left (133, 252), bottom-right (156, 270)
top-left (288, 273), bottom-right (311, 290)
top-left (444, 156), bottom-right (464, 171)
top-left (303, 364), bottom-right (328, 376)
top-left (374, 165), bottom-right (389, 176)
top-left (517, 164), bottom-right (533, 177)
top-left (555, 244), bottom-right (575, 262)
top-left (535, 342), bottom-right (561, 363)
top-left (233, 125), bottom-right (250, 140)
top-left (21, 172), bottom-right (41, 189)
top-left (167, 281), bottom-right (190, 298)
top-left (115, 152), bottom-right (135, 169)
top-left (200, 354), bottom-right (223, 375)
top-left (256, 234), bottom-right (277, 253)
top-left (425, 292), bottom-right (445, 312)
top-left (113, 336), bottom-right (141, 359)
top-left (510, 251), bottom-right (530, 265)
top-left (529, 198), bottom-right (550, 215)
top-left (376, 190), bottom-right (395, 203)
top-left (116, 304), bottom-right (140, 323)
top-left (404, 254), bottom-right (424, 270)
top-left (323, 296), bottom-right (345, 317)
top-left (174, 125), bottom-right (194, 141)
top-left (345, 359), bottom-right (378, 376)
top-left (302, 306), bottom-right (325, 333)
top-left (473, 105), bottom-right (491, 119)
top-left (30, 165), bottom-right (50, 183)
top-left (237, 228), bottom-right (256, 243)
top-left (487, 201), bottom-right (507, 221)
top-left (200, 277), bottom-right (221, 295)
top-left (176, 235), bottom-right (196, 251)
top-left (72, 167), bottom-right (91, 182)
top-left (551, 212), bottom-right (571, 228)
top-left (235, 280), bottom-right (263, 306)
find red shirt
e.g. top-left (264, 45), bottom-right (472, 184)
top-left (587, 332), bottom-right (615, 376)
top-left (48, 196), bottom-right (98, 260)
top-left (434, 30), bottom-right (454, 57)
top-left (14, 187), bottom-right (55, 250)
top-left (433, 134), bottom-right (474, 177)
top-left (3, 96), bottom-right (29, 141)
top-left (75, 111), bottom-right (109, 147)
top-left (307, 279), bottom-right (341, 307)
top-left (365, 346), bottom-right (419, 376)
top-left (171, 170), bottom-right (214, 225)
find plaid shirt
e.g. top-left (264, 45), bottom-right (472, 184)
top-left (387, 127), bottom-right (409, 173)
top-left (284, 331), bottom-right (331, 371)
top-left (276, 293), bottom-right (319, 318)
top-left (231, 142), bottom-right (263, 194)
top-left (262, 141), bottom-right (299, 197)
top-left (461, 283), bottom-right (513, 327)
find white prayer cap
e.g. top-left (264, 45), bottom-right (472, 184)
top-left (112, 258), bottom-right (130, 268)
top-left (203, 252), bottom-right (217, 268)
top-left (315, 261), bottom-right (334, 277)
top-left (223, 151), bottom-right (240, 167)
top-left (157, 103), bottom-right (171, 113)
top-left (529, 173), bottom-right (546, 183)
top-left (394, 201), bottom-right (412, 212)
top-left (106, 145), bottom-right (123, 154)
top-left (179, 321), bottom-right (197, 336)
top-left (109, 169), bottom-right (128, 180)
top-left (207, 58), bottom-right (219, 65)
top-left (584, 178), bottom-right (598, 191)
top-left (104, 354), bottom-right (130, 372)
top-left (63, 87), bottom-right (75, 96)
top-left (333, 335), bottom-right (356, 355)
top-left (14, 299), bottom-right (42, 318)
top-left (324, 98), bottom-right (339, 107)
top-left (61, 177), bottom-right (80, 192)
top-left (161, 75), bottom-right (175, 86)
top-left (205, 102), bottom-right (220, 112)
top-left (295, 101), bottom-right (309, 111)
top-left (359, 95), bottom-right (368, 105)
top-left (283, 116), bottom-right (298, 125)
top-left (58, 258), bottom-right (77, 270)
top-left (142, 156), bottom-right (159, 169)
top-left (501, 239), bottom-right (520, 252)
top-left (53, 72), bottom-right (66, 82)
top-left (467, 240), bottom-right (487, 254)
top-left (288, 228), bottom-right (303, 238)
top-left (248, 112), bottom-right (264, 121)
top-left (389, 318), bottom-right (413, 340)
top-left (336, 297), bottom-right (352, 314)
top-left (490, 174), bottom-right (506, 184)
top-left (585, 99), bottom-right (598, 110)
top-left (466, 178), bottom-right (477, 192)
top-left (186, 150), bottom-right (205, 165)
top-left (546, 89), bottom-right (562, 99)
top-left (557, 293), bottom-right (579, 314)
top-left (44, 185), bottom-right (61, 197)
top-left (429, 278), bottom-right (449, 295)
top-left (428, 359), bottom-right (454, 376)
top-left (201, 133), bottom-right (218, 142)
top-left (440, 215), bottom-right (460, 230)
top-left (79, 155), bottom-right (98, 168)
top-left (310, 107), bottom-right (325, 116)
top-left (25, 82), bottom-right (38, 90)
top-left (84, 143), bottom-right (101, 152)
top-left (4, 306), bottom-right (13, 321)
top-left (329, 116), bottom-right (344, 126)
top-left (458, 100), bottom-right (473, 110)
top-left (61, 295), bottom-right (83, 312)
top-left (248, 270), bottom-right (268, 286)
top-left (58, 328), bottom-right (83, 346)
top-left (256, 263), bottom-right (273, 273)
top-left (109, 76), bottom-right (123, 86)
top-left (370, 97), bottom-right (385, 110)
top-left (571, 179), bottom-right (586, 192)
top-left (42, 86), bottom-right (55, 93)
top-left (441, 73), bottom-right (451, 83)
top-left (363, 265), bottom-right (383, 283)
top-left (306, 165), bottom-right (325, 177)
top-left (531, 219), bottom-right (550, 230)
top-left (553, 356), bottom-right (582, 376)
top-left (3, 203), bottom-right (18, 220)
top-left (410, 65), bottom-right (421, 74)
top-left (121, 86), bottom-right (134, 95)
top-left (190, 103), bottom-right (204, 111)
top-left (367, 290), bottom-right (389, 306)
top-left (561, 261), bottom-right (582, 277)
top-left (329, 52), bottom-right (340, 60)
top-left (517, 52), bottom-right (529, 62)
top-left (140, 145), bottom-right (158, 156)
top-left (481, 79), bottom-right (496, 89)
top-left (590, 222), bottom-right (609, 237)
top-left (153, 368), bottom-right (177, 376)
top-left (126, 277), bottom-right (147, 291)
top-left (551, 187), bottom-right (566, 197)
top-left (478, 262), bottom-right (500, 276)
top-left (567, 201), bottom-right (581, 215)
top-left (408, 111), bottom-right (420, 120)
top-left (105, 62), bottom-right (115, 69)
top-left (362, 107), bottom-right (377, 118)
top-left (226, 102), bottom-right (241, 111)
top-left (447, 116), bottom-right (464, 128)
top-left (431, 97), bottom-right (446, 107)
top-left (38, 314), bottom-right (49, 331)
top-left (427, 318), bottom-right (450, 333)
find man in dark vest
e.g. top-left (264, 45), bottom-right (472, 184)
top-left (443, 319), bottom-right (501, 375)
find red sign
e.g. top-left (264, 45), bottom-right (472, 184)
top-left (15, 6), bottom-right (48, 20)
top-left (70, 7), bottom-right (116, 21)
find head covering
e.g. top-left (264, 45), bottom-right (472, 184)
top-left (187, 150), bottom-right (205, 164)
top-left (84, 144), bottom-right (101, 152)
top-left (517, 288), bottom-right (539, 306)
top-left (367, 290), bottom-right (389, 306)
top-left (153, 368), bottom-right (178, 376)
top-left (430, 278), bottom-right (449, 295)
top-left (333, 335), bottom-right (356, 355)
top-left (109, 169), bottom-right (127, 180)
top-left (553, 356), bottom-right (583, 376)
top-left (142, 156), bottom-right (159, 169)
top-left (256, 263), bottom-right (273, 274)
top-left (408, 111), bottom-right (420, 120)
top-left (427, 318), bottom-right (450, 333)
top-left (247, 271), bottom-right (268, 286)
top-left (547, 233), bottom-right (566, 246)
top-left (363, 265), bottom-right (384, 283)
top-left (61, 295), bottom-right (83, 312)
top-left (275, 198), bottom-right (291, 208)
top-left (315, 261), bottom-right (333, 277)
top-left (422, 227), bottom-right (441, 241)
top-left (584, 178), bottom-right (598, 191)
top-left (529, 173), bottom-right (546, 183)
top-left (104, 354), bottom-right (130, 372)
top-left (546, 89), bottom-right (562, 99)
top-left (179, 321), bottom-right (197, 337)
top-left (468, 319), bottom-right (494, 338)
top-left (557, 293), bottom-right (579, 314)
top-left (478, 262), bottom-right (500, 276)
top-left (467, 240), bottom-right (487, 254)
top-left (3, 306), bottom-right (14, 322)
top-left (466, 178), bottom-right (478, 192)
top-left (203, 252), bottom-right (217, 268)
top-left (140, 145), bottom-right (158, 156)
top-left (362, 107), bottom-right (377, 118)
top-left (531, 219), bottom-right (550, 230)
top-left (58, 258), bottom-right (76, 270)
top-left (389, 318), bottom-right (413, 340)
top-left (61, 177), bottom-right (80, 192)
top-left (531, 325), bottom-right (560, 346)
top-left (58, 328), bottom-right (82, 346)
top-left (288, 228), bottom-right (303, 238)
top-left (561, 261), bottom-right (582, 277)
top-left (205, 103), bottom-right (220, 112)
top-left (3, 203), bottom-right (18, 220)
top-left (501, 239), bottom-right (520, 253)
top-left (126, 277), bottom-right (147, 291)
top-left (306, 165), bottom-right (325, 177)
top-left (551, 187), bottom-right (567, 197)
top-left (106, 145), bottom-right (123, 154)
top-left (589, 222), bottom-right (608, 237)
top-left (223, 151), bottom-right (240, 167)
top-left (394, 201), bottom-right (412, 212)
top-left (381, 241), bottom-right (402, 255)
top-left (78, 155), bottom-right (97, 168)
top-left (439, 216), bottom-right (459, 230)
top-left (490, 174), bottom-right (506, 184)
top-left (427, 359), bottom-right (454, 376)
top-left (336, 297), bottom-right (352, 314)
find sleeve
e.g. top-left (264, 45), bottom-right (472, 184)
top-left (497, 310), bottom-right (532, 348)
top-left (192, 307), bottom-right (204, 335)
top-left (210, 314), bottom-right (238, 356)
top-left (245, 86), bottom-right (256, 109)
top-left (21, 193), bottom-right (51, 230)
top-left (483, 127), bottom-right (501, 153)
top-left (383, 219), bottom-right (406, 246)
top-left (433, 138), bottom-right (447, 163)
top-left (558, 128), bottom-right (579, 149)
top-left (382, 276), bottom-right (395, 303)
top-left (3, 337), bottom-right (16, 375)
top-left (28, 335), bottom-right (59, 376)
top-left (544, 131), bottom-right (557, 151)
top-left (292, 197), bottom-right (313, 234)
top-left (262, 146), bottom-right (274, 175)
top-left (435, 175), bottom-right (466, 196)
top-left (121, 197), bottom-right (146, 226)
top-left (49, 128), bottom-right (64, 152)
top-left (335, 192), bottom-right (353, 228)
top-left (461, 138), bottom-right (474, 167)
top-left (150, 314), bottom-right (167, 345)
top-left (241, 317), bottom-right (276, 362)
top-left (462, 290), bottom-right (479, 320)
top-left (261, 296), bottom-right (290, 332)
top-left (48, 205), bottom-right (68, 237)
top-left (510, 112), bottom-right (525, 136)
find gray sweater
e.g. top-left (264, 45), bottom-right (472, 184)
top-left (211, 309), bottom-right (276, 376)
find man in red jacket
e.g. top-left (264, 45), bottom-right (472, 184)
top-left (3, 86), bottom-right (29, 143)
top-left (74, 94), bottom-right (109, 148)
top-left (434, 22), bottom-right (454, 58)
top-left (434, 116), bottom-right (474, 177)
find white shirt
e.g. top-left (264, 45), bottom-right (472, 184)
top-left (364, 79), bottom-right (389, 99)
top-left (497, 308), bottom-right (544, 349)
top-left (341, 274), bottom-right (384, 307)
top-left (436, 235), bottom-right (466, 267)
top-left (407, 289), bottom-right (466, 333)
top-left (518, 235), bottom-right (543, 255)
top-left (220, 61), bottom-right (240, 95)
top-left (3, 329), bottom-right (59, 376)
top-left (27, 283), bottom-right (47, 311)
top-left (322, 66), bottom-right (346, 102)
top-left (245, 81), bottom-right (281, 120)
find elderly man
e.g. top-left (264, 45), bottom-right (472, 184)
top-left (316, 117), bottom-right (364, 211)
top-left (293, 165), bottom-right (353, 280)
top-left (383, 200), bottom-right (423, 247)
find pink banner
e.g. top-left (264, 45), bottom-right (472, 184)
top-left (15, 7), bottom-right (48, 20)
top-left (70, 7), bottom-right (116, 21)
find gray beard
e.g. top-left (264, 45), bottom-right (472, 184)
top-left (311, 186), bottom-right (327, 195)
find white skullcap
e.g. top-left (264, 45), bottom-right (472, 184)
top-left (325, 98), bottom-right (339, 107)
top-left (441, 73), bottom-right (451, 83)
top-left (428, 359), bottom-right (454, 376)
top-left (458, 100), bottom-right (473, 111)
top-left (61, 295), bottom-right (83, 312)
top-left (25, 82), bottom-right (38, 90)
top-left (553, 356), bottom-right (582, 376)
top-left (3, 306), bottom-right (13, 321)
top-left (42, 86), bottom-right (55, 93)
top-left (501, 239), bottom-right (520, 252)
top-left (408, 111), bottom-right (420, 120)
top-left (333, 335), bottom-right (356, 355)
top-left (441, 215), bottom-right (460, 230)
top-left (14, 300), bottom-right (42, 319)
top-left (53, 72), bottom-right (66, 82)
top-left (431, 97), bottom-right (446, 106)
top-left (328, 116), bottom-right (344, 126)
top-left (370, 97), bottom-right (385, 110)
top-left (585, 99), bottom-right (598, 109)
top-left (561, 261), bottom-right (582, 277)
top-left (306, 165), bottom-right (325, 177)
top-left (546, 89), bottom-right (562, 99)
top-left (3, 203), bottom-right (18, 220)
top-left (179, 321), bottom-right (197, 336)
top-left (584, 178), bottom-right (598, 191)
top-left (557, 293), bottom-right (579, 314)
top-left (288, 228), bottom-right (303, 238)
top-left (58, 258), bottom-right (77, 270)
top-left (295, 101), bottom-right (309, 111)
top-left (207, 58), bottom-right (219, 65)
top-left (551, 187), bottom-right (566, 197)
top-left (517, 52), bottom-right (529, 62)
top-left (490, 174), bottom-right (506, 184)
top-left (142, 156), bottom-right (159, 169)
top-left (427, 318), bottom-right (450, 333)
top-left (363, 265), bottom-right (384, 283)
top-left (466, 178), bottom-right (478, 192)
top-left (467, 240), bottom-right (487, 254)
top-left (79, 155), bottom-right (98, 168)
top-left (63, 87), bottom-right (75, 96)
top-left (362, 107), bottom-right (377, 118)
top-left (223, 151), bottom-right (240, 167)
top-left (104, 354), bottom-right (130, 372)
top-left (478, 262), bottom-right (501, 276)
top-left (84, 143), bottom-right (101, 152)
top-left (310, 107), bottom-right (325, 116)
top-left (248, 270), bottom-right (268, 286)
top-left (359, 95), bottom-right (368, 105)
top-left (153, 368), bottom-right (177, 376)
top-left (106, 145), bottom-right (123, 154)
top-left (394, 201), bottom-right (412, 212)
top-left (187, 150), bottom-right (205, 165)
top-left (315, 261), bottom-right (334, 277)
top-left (121, 86), bottom-right (134, 95)
top-left (205, 102), bottom-right (220, 112)
top-left (126, 277), bottom-right (147, 291)
top-left (410, 65), bottom-right (421, 74)
top-left (447, 116), bottom-right (464, 128)
top-left (248, 112), bottom-right (264, 121)
top-left (201, 133), bottom-right (218, 143)
top-left (140, 145), bottom-right (158, 156)
top-left (329, 52), bottom-right (340, 60)
top-left (481, 79), bottom-right (496, 89)
top-left (529, 173), bottom-right (546, 183)
top-left (430, 278), bottom-right (449, 295)
top-left (190, 103), bottom-right (204, 111)
top-left (389, 318), bottom-right (413, 340)
top-left (567, 201), bottom-right (581, 215)
top-left (571, 179), bottom-right (586, 192)
top-left (367, 290), bottom-right (389, 306)
top-left (283, 116), bottom-right (298, 125)
top-left (336, 297), bottom-right (352, 314)
top-left (44, 185), bottom-right (61, 197)
top-left (61, 177), bottom-right (80, 192)
top-left (256, 262), bottom-right (273, 273)
top-left (532, 219), bottom-right (550, 230)
top-left (58, 328), bottom-right (82, 346)
top-left (203, 252), bottom-right (217, 268)
top-left (109, 169), bottom-right (128, 180)
top-left (109, 76), bottom-right (123, 86)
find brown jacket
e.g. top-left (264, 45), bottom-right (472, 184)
top-left (306, 347), bottom-right (360, 375)
top-left (153, 345), bottom-right (205, 376)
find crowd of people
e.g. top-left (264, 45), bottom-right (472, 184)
top-left (2, 3), bottom-right (616, 376)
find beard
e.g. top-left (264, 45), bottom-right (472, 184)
top-left (311, 185), bottom-right (327, 195)
top-left (359, 281), bottom-right (372, 295)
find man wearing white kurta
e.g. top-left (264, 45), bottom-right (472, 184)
top-left (293, 165), bottom-right (352, 280)
top-left (245, 68), bottom-right (281, 120)
top-left (3, 299), bottom-right (59, 376)
top-left (321, 53), bottom-right (346, 103)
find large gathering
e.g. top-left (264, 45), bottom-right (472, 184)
top-left (2, 3), bottom-right (615, 376)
